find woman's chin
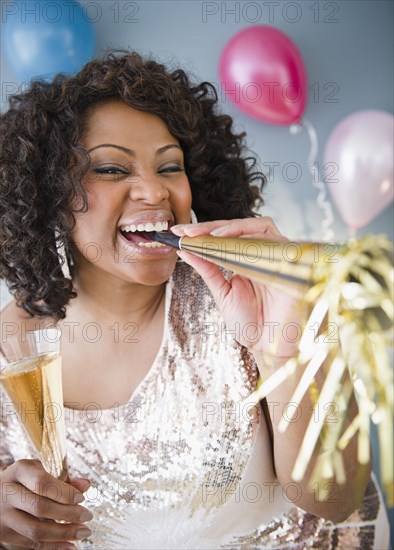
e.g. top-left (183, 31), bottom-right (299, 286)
top-left (119, 255), bottom-right (179, 286)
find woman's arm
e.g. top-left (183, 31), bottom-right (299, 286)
top-left (0, 302), bottom-right (93, 547)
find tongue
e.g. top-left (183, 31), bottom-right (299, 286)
top-left (121, 230), bottom-right (154, 243)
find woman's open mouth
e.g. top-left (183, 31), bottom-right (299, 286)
top-left (119, 220), bottom-right (171, 249)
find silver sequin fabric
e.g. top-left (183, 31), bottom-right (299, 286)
top-left (0, 262), bottom-right (389, 549)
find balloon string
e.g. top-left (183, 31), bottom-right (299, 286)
top-left (349, 227), bottom-right (357, 239)
top-left (290, 119), bottom-right (335, 242)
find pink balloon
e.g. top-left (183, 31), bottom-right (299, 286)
top-left (324, 110), bottom-right (394, 232)
top-left (219, 26), bottom-right (307, 125)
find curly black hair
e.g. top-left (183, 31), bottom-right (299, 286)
top-left (0, 51), bottom-right (266, 321)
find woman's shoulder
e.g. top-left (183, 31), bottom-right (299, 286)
top-left (1, 297), bottom-right (54, 344)
top-left (1, 297), bottom-right (29, 323)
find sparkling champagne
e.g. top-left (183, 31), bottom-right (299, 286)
top-left (0, 352), bottom-right (68, 480)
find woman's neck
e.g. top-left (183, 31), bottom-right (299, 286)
top-left (70, 261), bottom-right (167, 324)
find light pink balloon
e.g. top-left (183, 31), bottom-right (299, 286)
top-left (324, 110), bottom-right (394, 232)
top-left (219, 26), bottom-right (307, 125)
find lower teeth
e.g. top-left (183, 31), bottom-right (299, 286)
top-left (137, 242), bottom-right (165, 248)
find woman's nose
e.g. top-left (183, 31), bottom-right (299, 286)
top-left (128, 173), bottom-right (169, 204)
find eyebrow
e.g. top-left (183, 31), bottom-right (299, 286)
top-left (87, 143), bottom-right (182, 155)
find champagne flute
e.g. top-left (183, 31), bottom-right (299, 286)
top-left (0, 328), bottom-right (68, 481)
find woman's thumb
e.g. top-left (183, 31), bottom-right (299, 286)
top-left (68, 476), bottom-right (91, 493)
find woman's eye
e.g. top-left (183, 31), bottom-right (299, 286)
top-left (158, 165), bottom-right (184, 174)
top-left (94, 166), bottom-right (128, 175)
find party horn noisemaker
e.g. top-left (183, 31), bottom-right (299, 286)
top-left (152, 232), bottom-right (341, 295)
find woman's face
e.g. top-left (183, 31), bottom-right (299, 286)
top-left (72, 100), bottom-right (192, 285)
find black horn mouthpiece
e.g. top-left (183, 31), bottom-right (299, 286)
top-left (152, 232), bottom-right (181, 248)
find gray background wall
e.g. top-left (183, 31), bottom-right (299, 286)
top-left (1, 0), bottom-right (393, 241)
top-left (1, 0), bottom-right (393, 541)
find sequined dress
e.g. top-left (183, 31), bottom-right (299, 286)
top-left (0, 263), bottom-right (389, 549)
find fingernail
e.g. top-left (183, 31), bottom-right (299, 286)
top-left (70, 477), bottom-right (91, 492)
top-left (76, 527), bottom-right (92, 539)
top-left (73, 493), bottom-right (85, 504)
top-left (80, 509), bottom-right (94, 522)
top-left (176, 251), bottom-right (185, 260)
top-left (210, 226), bottom-right (229, 236)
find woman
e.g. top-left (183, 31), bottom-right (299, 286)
top-left (0, 52), bottom-right (389, 549)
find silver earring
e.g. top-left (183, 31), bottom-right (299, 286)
top-left (59, 243), bottom-right (72, 280)
top-left (191, 209), bottom-right (198, 224)
top-left (56, 233), bottom-right (72, 280)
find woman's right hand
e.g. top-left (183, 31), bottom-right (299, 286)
top-left (0, 459), bottom-right (92, 549)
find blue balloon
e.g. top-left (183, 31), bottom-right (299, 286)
top-left (3, 0), bottom-right (95, 82)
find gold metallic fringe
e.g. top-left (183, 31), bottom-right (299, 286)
top-left (247, 235), bottom-right (393, 505)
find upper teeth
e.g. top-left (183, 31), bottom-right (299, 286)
top-left (121, 221), bottom-right (169, 232)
